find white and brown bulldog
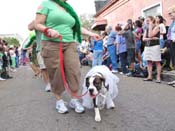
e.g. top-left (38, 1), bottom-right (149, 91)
top-left (82, 65), bottom-right (119, 122)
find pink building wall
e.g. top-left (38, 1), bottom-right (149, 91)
top-left (96, 0), bottom-right (175, 29)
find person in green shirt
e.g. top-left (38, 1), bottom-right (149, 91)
top-left (35, 0), bottom-right (99, 114)
top-left (23, 31), bottom-right (41, 77)
top-left (28, 20), bottom-right (51, 92)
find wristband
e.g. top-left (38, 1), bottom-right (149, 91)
top-left (43, 27), bottom-right (51, 38)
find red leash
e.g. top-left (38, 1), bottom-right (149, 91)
top-left (59, 35), bottom-right (88, 99)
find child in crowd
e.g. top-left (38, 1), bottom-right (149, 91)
top-left (133, 20), bottom-right (143, 65)
top-left (115, 25), bottom-right (128, 74)
top-left (81, 50), bottom-right (93, 66)
top-left (133, 51), bottom-right (148, 78)
top-left (9, 45), bottom-right (16, 72)
top-left (92, 34), bottom-right (104, 67)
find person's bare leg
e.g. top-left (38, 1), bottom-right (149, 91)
top-left (137, 52), bottom-right (142, 65)
top-left (41, 69), bottom-right (51, 92)
top-left (41, 69), bottom-right (49, 83)
top-left (156, 61), bottom-right (161, 81)
top-left (55, 93), bottom-right (61, 100)
top-left (130, 62), bottom-right (135, 71)
top-left (147, 61), bottom-right (153, 79)
top-left (30, 63), bottom-right (40, 76)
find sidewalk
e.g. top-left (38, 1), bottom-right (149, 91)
top-left (162, 70), bottom-right (175, 82)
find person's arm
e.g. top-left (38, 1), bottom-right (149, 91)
top-left (24, 35), bottom-right (36, 49)
top-left (34, 14), bottom-right (60, 38)
top-left (34, 14), bottom-right (47, 33)
top-left (81, 27), bottom-right (99, 39)
top-left (133, 30), bottom-right (142, 39)
top-left (160, 47), bottom-right (167, 54)
top-left (160, 24), bottom-right (166, 35)
top-left (119, 30), bottom-right (127, 36)
top-left (143, 30), bottom-right (152, 41)
top-left (115, 36), bottom-right (120, 54)
top-left (28, 21), bottom-right (35, 31)
top-left (148, 24), bottom-right (160, 38)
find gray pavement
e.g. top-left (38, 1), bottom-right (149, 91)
top-left (0, 66), bottom-right (175, 131)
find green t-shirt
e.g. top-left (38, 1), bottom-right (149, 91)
top-left (37, 0), bottom-right (76, 43)
top-left (24, 34), bottom-right (36, 48)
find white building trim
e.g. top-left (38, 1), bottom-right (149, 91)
top-left (141, 2), bottom-right (163, 17)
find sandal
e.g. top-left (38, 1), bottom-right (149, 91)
top-left (155, 79), bottom-right (161, 83)
top-left (143, 78), bottom-right (152, 81)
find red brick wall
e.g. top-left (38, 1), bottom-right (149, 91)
top-left (96, 0), bottom-right (175, 29)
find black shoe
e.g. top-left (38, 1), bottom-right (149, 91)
top-left (7, 76), bottom-right (13, 79)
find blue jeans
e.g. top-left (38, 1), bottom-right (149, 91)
top-left (92, 50), bottom-right (103, 67)
top-left (15, 56), bottom-right (19, 68)
top-left (160, 39), bottom-right (165, 49)
top-left (107, 45), bottom-right (118, 70)
top-left (22, 50), bottom-right (27, 65)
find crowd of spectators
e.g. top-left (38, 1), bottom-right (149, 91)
top-left (0, 38), bottom-right (20, 80)
top-left (78, 6), bottom-right (175, 85)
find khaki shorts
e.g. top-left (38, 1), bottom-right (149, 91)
top-left (37, 52), bottom-right (46, 69)
top-left (41, 40), bottom-right (81, 95)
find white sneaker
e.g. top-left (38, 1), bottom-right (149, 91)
top-left (45, 83), bottom-right (51, 92)
top-left (69, 99), bottom-right (85, 113)
top-left (0, 77), bottom-right (6, 81)
top-left (56, 99), bottom-right (68, 114)
top-left (112, 70), bottom-right (118, 74)
top-left (119, 72), bottom-right (123, 75)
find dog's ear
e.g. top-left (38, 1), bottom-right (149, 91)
top-left (85, 77), bottom-right (90, 88)
top-left (101, 77), bottom-right (109, 90)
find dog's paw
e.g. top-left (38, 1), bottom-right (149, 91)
top-left (99, 105), bottom-right (105, 110)
top-left (95, 115), bottom-right (101, 122)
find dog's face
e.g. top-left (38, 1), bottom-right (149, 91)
top-left (86, 73), bottom-right (109, 97)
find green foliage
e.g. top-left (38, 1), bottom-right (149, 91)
top-left (3, 37), bottom-right (20, 47)
top-left (80, 14), bottom-right (94, 30)
top-left (80, 14), bottom-right (98, 39)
